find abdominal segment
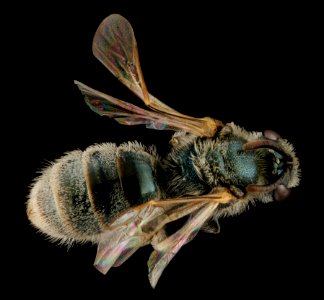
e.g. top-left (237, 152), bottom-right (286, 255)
top-left (27, 142), bottom-right (160, 244)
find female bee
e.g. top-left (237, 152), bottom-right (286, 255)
top-left (27, 14), bottom-right (300, 288)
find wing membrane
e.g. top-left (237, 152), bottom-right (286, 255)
top-left (94, 226), bottom-right (148, 274)
top-left (94, 203), bottom-right (164, 275)
top-left (92, 14), bottom-right (149, 102)
top-left (94, 189), bottom-right (235, 281)
top-left (75, 80), bottom-right (220, 133)
top-left (148, 202), bottom-right (219, 288)
top-left (87, 14), bottom-right (223, 137)
top-left (93, 14), bottom-right (179, 115)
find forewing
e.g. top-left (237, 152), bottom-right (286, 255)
top-left (92, 14), bottom-right (176, 113)
top-left (92, 14), bottom-right (149, 103)
top-left (108, 188), bottom-right (235, 232)
top-left (75, 80), bottom-right (167, 129)
top-left (94, 226), bottom-right (148, 274)
top-left (148, 203), bottom-right (219, 288)
top-left (90, 14), bottom-right (223, 137)
top-left (94, 188), bottom-right (235, 278)
top-left (94, 199), bottom-right (209, 274)
top-left (94, 204), bottom-right (165, 274)
top-left (75, 80), bottom-right (220, 132)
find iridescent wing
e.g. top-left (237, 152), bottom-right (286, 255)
top-left (76, 14), bottom-right (223, 137)
top-left (94, 203), bottom-right (165, 274)
top-left (93, 189), bottom-right (235, 284)
top-left (75, 81), bottom-right (211, 132)
top-left (148, 202), bottom-right (219, 288)
top-left (92, 14), bottom-right (150, 105)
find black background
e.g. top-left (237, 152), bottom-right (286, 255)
top-left (4, 1), bottom-right (320, 298)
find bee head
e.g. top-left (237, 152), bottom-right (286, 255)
top-left (222, 123), bottom-right (300, 202)
top-left (241, 129), bottom-right (300, 201)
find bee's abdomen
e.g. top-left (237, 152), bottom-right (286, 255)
top-left (82, 144), bottom-right (129, 227)
top-left (27, 168), bottom-right (68, 241)
top-left (27, 143), bottom-right (128, 244)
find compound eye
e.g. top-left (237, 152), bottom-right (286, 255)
top-left (264, 130), bottom-right (281, 141)
top-left (274, 185), bottom-right (291, 201)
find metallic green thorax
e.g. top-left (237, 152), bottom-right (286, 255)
top-left (162, 129), bottom-right (266, 198)
top-left (206, 137), bottom-right (259, 187)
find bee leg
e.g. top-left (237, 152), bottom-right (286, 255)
top-left (229, 185), bottom-right (245, 198)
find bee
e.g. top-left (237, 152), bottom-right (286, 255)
top-left (27, 14), bottom-right (300, 288)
